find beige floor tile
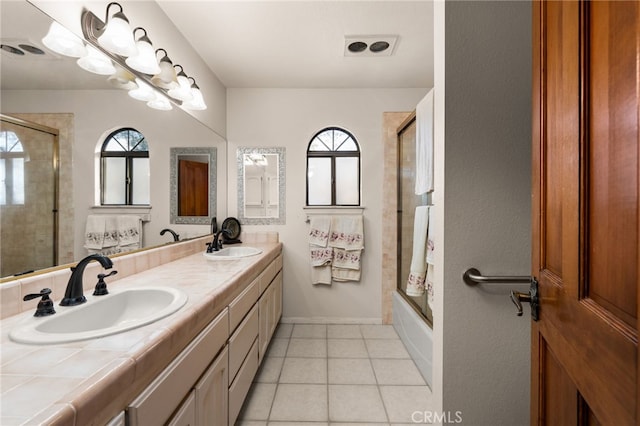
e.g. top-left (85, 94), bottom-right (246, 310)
top-left (292, 324), bottom-right (327, 338)
top-left (273, 323), bottom-right (293, 338)
top-left (328, 384), bottom-right (388, 423)
top-left (280, 357), bottom-right (327, 384)
top-left (234, 421), bottom-right (266, 426)
top-left (270, 384), bottom-right (328, 422)
top-left (237, 383), bottom-right (277, 421)
top-left (327, 339), bottom-right (368, 358)
top-left (254, 357), bottom-right (284, 383)
top-left (360, 325), bottom-right (400, 339)
top-left (365, 339), bottom-right (410, 359)
top-left (327, 324), bottom-right (362, 339)
top-left (328, 358), bottom-right (376, 385)
top-left (265, 338), bottom-right (289, 358)
top-left (371, 359), bottom-right (426, 385)
top-left (286, 339), bottom-right (327, 358)
top-left (379, 385), bottom-right (433, 423)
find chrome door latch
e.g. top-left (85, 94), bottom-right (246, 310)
top-left (510, 278), bottom-right (539, 321)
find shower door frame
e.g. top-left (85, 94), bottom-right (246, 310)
top-left (395, 112), bottom-right (433, 327)
top-left (0, 114), bottom-right (60, 274)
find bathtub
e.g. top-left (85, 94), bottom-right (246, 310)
top-left (392, 290), bottom-right (433, 387)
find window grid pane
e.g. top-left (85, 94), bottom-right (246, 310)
top-left (335, 157), bottom-right (359, 205)
top-left (103, 157), bottom-right (127, 204)
top-left (131, 158), bottom-right (150, 204)
top-left (307, 157), bottom-right (332, 205)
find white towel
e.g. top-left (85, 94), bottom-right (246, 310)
top-left (310, 246), bottom-right (333, 285)
top-left (415, 90), bottom-right (434, 195)
top-left (103, 216), bottom-right (119, 248)
top-left (329, 215), bottom-right (364, 250)
top-left (331, 248), bottom-right (362, 282)
top-left (406, 206), bottom-right (429, 296)
top-left (85, 215), bottom-right (106, 249)
top-left (309, 216), bottom-right (331, 247)
top-left (426, 263), bottom-right (435, 306)
top-left (426, 207), bottom-right (435, 265)
top-left (117, 215), bottom-right (141, 247)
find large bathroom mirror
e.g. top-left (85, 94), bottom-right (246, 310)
top-left (170, 147), bottom-right (217, 225)
top-left (237, 147), bottom-right (286, 225)
top-left (0, 1), bottom-right (227, 281)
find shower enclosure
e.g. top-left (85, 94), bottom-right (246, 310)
top-left (0, 115), bottom-right (59, 278)
top-left (396, 114), bottom-right (432, 324)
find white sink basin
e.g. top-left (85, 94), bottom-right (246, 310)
top-left (9, 287), bottom-right (188, 345)
top-left (203, 246), bottom-right (262, 260)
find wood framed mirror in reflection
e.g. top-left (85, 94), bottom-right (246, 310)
top-left (0, 1), bottom-right (227, 282)
top-left (170, 147), bottom-right (217, 224)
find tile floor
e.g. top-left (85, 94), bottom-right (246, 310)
top-left (236, 323), bottom-right (433, 425)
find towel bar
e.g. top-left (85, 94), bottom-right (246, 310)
top-left (462, 268), bottom-right (532, 286)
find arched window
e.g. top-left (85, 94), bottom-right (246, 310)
top-left (101, 128), bottom-right (150, 205)
top-left (0, 131), bottom-right (26, 205)
top-left (306, 127), bottom-right (360, 206)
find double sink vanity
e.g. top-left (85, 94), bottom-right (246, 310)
top-left (0, 233), bottom-right (283, 426)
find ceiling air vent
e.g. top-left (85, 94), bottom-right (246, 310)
top-left (0, 38), bottom-right (58, 60)
top-left (344, 35), bottom-right (398, 57)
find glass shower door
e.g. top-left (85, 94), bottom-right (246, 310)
top-left (1, 116), bottom-right (58, 278)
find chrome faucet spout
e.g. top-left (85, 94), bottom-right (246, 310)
top-left (60, 254), bottom-right (113, 306)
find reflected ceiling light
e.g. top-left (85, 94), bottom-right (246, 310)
top-left (147, 92), bottom-right (173, 111)
top-left (97, 2), bottom-right (137, 57)
top-left (151, 48), bottom-right (179, 89)
top-left (125, 27), bottom-right (161, 75)
top-left (128, 78), bottom-right (155, 101)
top-left (42, 21), bottom-right (87, 58)
top-left (77, 45), bottom-right (116, 75)
top-left (182, 77), bottom-right (207, 110)
top-left (167, 65), bottom-right (194, 102)
top-left (108, 65), bottom-right (137, 90)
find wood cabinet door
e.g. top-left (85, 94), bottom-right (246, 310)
top-left (194, 347), bottom-right (228, 426)
top-left (532, 1), bottom-right (639, 424)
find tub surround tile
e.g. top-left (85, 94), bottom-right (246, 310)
top-left (0, 235), bottom-right (282, 425)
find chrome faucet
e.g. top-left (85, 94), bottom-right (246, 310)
top-left (60, 254), bottom-right (114, 306)
top-left (206, 229), bottom-right (230, 253)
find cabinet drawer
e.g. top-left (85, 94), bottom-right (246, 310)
top-left (127, 309), bottom-right (229, 426)
top-left (259, 260), bottom-right (278, 294)
top-left (229, 340), bottom-right (259, 426)
top-left (229, 304), bottom-right (259, 383)
top-left (229, 277), bottom-right (259, 332)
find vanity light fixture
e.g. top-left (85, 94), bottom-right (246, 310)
top-left (77, 44), bottom-right (117, 75)
top-left (147, 92), bottom-right (173, 111)
top-left (151, 48), bottom-right (179, 90)
top-left (97, 2), bottom-right (137, 57)
top-left (108, 65), bottom-right (137, 90)
top-left (42, 21), bottom-right (87, 58)
top-left (182, 77), bottom-right (207, 110)
top-left (167, 65), bottom-right (194, 102)
top-left (125, 28), bottom-right (161, 75)
top-left (128, 77), bottom-right (156, 102)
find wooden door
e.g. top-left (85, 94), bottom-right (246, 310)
top-left (178, 159), bottom-right (208, 216)
top-left (532, 1), bottom-right (639, 424)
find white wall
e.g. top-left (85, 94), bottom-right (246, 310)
top-left (2, 89), bottom-right (227, 259)
top-left (228, 88), bottom-right (427, 321)
top-left (442, 2), bottom-right (532, 425)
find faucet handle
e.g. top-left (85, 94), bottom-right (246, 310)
top-left (93, 270), bottom-right (118, 296)
top-left (23, 288), bottom-right (56, 317)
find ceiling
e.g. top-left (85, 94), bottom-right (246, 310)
top-left (0, 1), bottom-right (433, 90)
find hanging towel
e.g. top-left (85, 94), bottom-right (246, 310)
top-left (117, 215), bottom-right (142, 248)
top-left (309, 216), bottom-right (331, 247)
top-left (426, 263), bottom-right (435, 306)
top-left (426, 206), bottom-right (435, 266)
top-left (103, 216), bottom-right (119, 248)
top-left (85, 215), bottom-right (106, 250)
top-left (406, 206), bottom-right (430, 296)
top-left (310, 246), bottom-right (333, 285)
top-left (415, 89), bottom-right (434, 195)
top-left (329, 215), bottom-right (364, 250)
top-left (331, 248), bottom-right (362, 282)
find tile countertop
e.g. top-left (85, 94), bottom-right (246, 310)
top-left (0, 241), bottom-right (282, 426)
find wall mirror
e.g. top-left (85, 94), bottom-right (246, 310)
top-left (170, 147), bottom-right (217, 224)
top-left (0, 1), bottom-right (227, 282)
top-left (237, 147), bottom-right (285, 225)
